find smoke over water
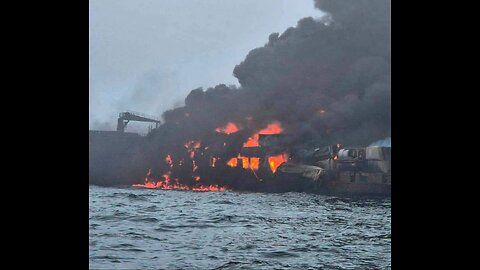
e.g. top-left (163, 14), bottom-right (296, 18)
top-left (132, 0), bottom-right (390, 190)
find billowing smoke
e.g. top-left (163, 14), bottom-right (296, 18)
top-left (135, 0), bottom-right (390, 185)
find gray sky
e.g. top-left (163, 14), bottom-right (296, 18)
top-left (89, 0), bottom-right (322, 132)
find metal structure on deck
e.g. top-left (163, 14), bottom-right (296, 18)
top-left (116, 111), bottom-right (160, 132)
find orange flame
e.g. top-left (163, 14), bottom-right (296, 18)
top-left (249, 157), bottom-right (260, 170)
top-left (240, 156), bottom-right (249, 169)
top-left (132, 170), bottom-right (226, 191)
top-left (215, 122), bottom-right (240, 134)
top-left (227, 158), bottom-right (238, 167)
top-left (226, 155), bottom-right (259, 170)
top-left (243, 121), bottom-right (283, 147)
top-left (133, 181), bottom-right (226, 192)
top-left (268, 153), bottom-right (289, 173)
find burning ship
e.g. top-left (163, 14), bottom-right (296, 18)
top-left (90, 113), bottom-right (390, 196)
top-left (90, 0), bottom-right (391, 196)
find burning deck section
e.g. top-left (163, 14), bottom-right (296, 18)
top-left (90, 121), bottom-right (390, 196)
top-left (122, 118), bottom-right (390, 196)
top-left (132, 121), bottom-right (290, 191)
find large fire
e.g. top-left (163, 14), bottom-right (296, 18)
top-left (268, 153), bottom-right (289, 173)
top-left (134, 120), bottom-right (288, 190)
top-left (221, 121), bottom-right (286, 173)
top-left (243, 121), bottom-right (283, 147)
top-left (215, 122), bottom-right (240, 134)
top-left (227, 155), bottom-right (260, 170)
top-left (132, 170), bottom-right (226, 191)
top-left (132, 153), bottom-right (227, 191)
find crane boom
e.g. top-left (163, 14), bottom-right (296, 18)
top-left (116, 111), bottom-right (160, 132)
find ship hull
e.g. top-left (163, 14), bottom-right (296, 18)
top-left (274, 165), bottom-right (391, 197)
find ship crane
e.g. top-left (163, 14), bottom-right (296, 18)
top-left (116, 111), bottom-right (160, 132)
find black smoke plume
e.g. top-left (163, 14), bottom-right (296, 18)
top-left (134, 0), bottom-right (391, 185)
